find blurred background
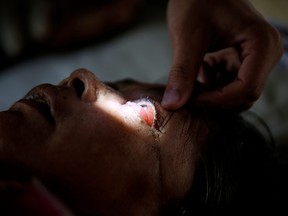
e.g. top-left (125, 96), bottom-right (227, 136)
top-left (0, 0), bottom-right (170, 109)
top-left (0, 0), bottom-right (288, 162)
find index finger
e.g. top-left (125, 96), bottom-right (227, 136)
top-left (162, 31), bottom-right (209, 110)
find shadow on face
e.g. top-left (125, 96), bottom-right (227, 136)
top-left (1, 68), bottom-right (281, 214)
top-left (0, 68), bottom-right (208, 216)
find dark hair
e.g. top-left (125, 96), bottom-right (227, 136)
top-left (163, 109), bottom-right (284, 214)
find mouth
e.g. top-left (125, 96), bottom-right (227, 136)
top-left (18, 93), bottom-right (55, 125)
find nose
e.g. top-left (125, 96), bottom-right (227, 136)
top-left (61, 68), bottom-right (103, 103)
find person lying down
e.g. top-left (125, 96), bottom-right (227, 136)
top-left (0, 69), bottom-right (283, 215)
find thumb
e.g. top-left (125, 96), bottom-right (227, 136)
top-left (161, 43), bottom-right (206, 110)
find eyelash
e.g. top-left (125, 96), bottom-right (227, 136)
top-left (136, 97), bottom-right (173, 133)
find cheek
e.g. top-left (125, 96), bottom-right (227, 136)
top-left (48, 105), bottom-right (159, 171)
top-left (47, 121), bottom-right (161, 204)
top-left (0, 114), bottom-right (54, 166)
top-left (49, 110), bottom-right (141, 167)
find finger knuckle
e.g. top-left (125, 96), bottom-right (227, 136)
top-left (244, 86), bottom-right (261, 102)
top-left (268, 25), bottom-right (284, 59)
top-left (254, 22), bottom-right (283, 56)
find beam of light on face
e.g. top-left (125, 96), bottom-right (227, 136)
top-left (92, 93), bottom-right (156, 132)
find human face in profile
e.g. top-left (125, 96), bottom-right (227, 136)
top-left (0, 69), bottom-right (207, 216)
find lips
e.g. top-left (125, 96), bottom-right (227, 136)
top-left (24, 95), bottom-right (55, 124)
top-left (16, 97), bottom-right (55, 125)
top-left (13, 85), bottom-right (56, 125)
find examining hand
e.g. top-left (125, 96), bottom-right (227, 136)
top-left (161, 0), bottom-right (283, 110)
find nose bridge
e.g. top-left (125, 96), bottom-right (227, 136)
top-left (67, 68), bottom-right (103, 103)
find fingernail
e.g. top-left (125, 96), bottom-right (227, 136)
top-left (162, 89), bottom-right (180, 107)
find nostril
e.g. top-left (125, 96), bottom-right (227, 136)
top-left (71, 78), bottom-right (85, 98)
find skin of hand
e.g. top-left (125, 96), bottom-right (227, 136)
top-left (162, 0), bottom-right (283, 110)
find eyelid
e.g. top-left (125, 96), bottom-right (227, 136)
top-left (135, 98), bottom-right (172, 133)
top-left (139, 103), bottom-right (155, 127)
top-left (102, 82), bottom-right (172, 134)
